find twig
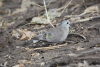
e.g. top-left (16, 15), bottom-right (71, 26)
top-left (69, 33), bottom-right (87, 41)
top-left (32, 2), bottom-right (44, 8)
top-left (47, 0), bottom-right (53, 6)
top-left (64, 10), bottom-right (100, 18)
top-left (43, 0), bottom-right (54, 28)
top-left (78, 10), bottom-right (100, 17)
top-left (25, 43), bottom-right (67, 52)
top-left (77, 57), bottom-right (100, 60)
top-left (70, 15), bottom-right (100, 24)
top-left (59, 0), bottom-right (73, 16)
top-left (82, 0), bottom-right (87, 8)
top-left (77, 15), bottom-right (100, 22)
top-left (77, 47), bottom-right (100, 57)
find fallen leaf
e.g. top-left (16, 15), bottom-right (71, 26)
top-left (20, 29), bottom-right (35, 41)
top-left (31, 17), bottom-right (49, 24)
top-left (19, 63), bottom-right (25, 67)
top-left (84, 3), bottom-right (100, 13)
top-left (12, 30), bottom-right (21, 39)
top-left (79, 3), bottom-right (100, 16)
top-left (12, 63), bottom-right (25, 67)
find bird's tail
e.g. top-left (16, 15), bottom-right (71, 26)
top-left (32, 33), bottom-right (45, 43)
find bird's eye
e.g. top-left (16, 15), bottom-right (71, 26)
top-left (67, 22), bottom-right (68, 24)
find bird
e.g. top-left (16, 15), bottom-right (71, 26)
top-left (32, 20), bottom-right (70, 44)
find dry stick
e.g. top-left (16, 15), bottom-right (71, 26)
top-left (82, 0), bottom-right (87, 9)
top-left (32, 2), bottom-right (43, 8)
top-left (34, 44), bottom-right (67, 50)
top-left (43, 0), bottom-right (54, 28)
top-left (69, 33), bottom-right (86, 41)
top-left (70, 15), bottom-right (100, 24)
top-left (77, 15), bottom-right (100, 22)
top-left (77, 57), bottom-right (100, 60)
top-left (25, 43), bottom-right (67, 52)
top-left (78, 10), bottom-right (100, 17)
top-left (64, 10), bottom-right (100, 18)
top-left (59, 0), bottom-right (73, 16)
top-left (77, 47), bottom-right (100, 57)
top-left (47, 0), bottom-right (53, 6)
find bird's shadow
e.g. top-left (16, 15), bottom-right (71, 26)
top-left (22, 39), bottom-right (66, 48)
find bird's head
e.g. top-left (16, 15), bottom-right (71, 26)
top-left (60, 20), bottom-right (70, 28)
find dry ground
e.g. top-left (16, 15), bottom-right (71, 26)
top-left (0, 0), bottom-right (100, 67)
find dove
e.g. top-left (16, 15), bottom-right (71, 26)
top-left (32, 20), bottom-right (70, 44)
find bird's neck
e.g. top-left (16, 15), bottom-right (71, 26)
top-left (60, 26), bottom-right (69, 32)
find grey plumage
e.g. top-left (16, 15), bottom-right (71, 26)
top-left (33, 20), bottom-right (70, 43)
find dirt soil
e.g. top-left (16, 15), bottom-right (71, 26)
top-left (0, 0), bottom-right (100, 67)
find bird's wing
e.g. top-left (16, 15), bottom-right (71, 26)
top-left (42, 26), bottom-right (65, 43)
